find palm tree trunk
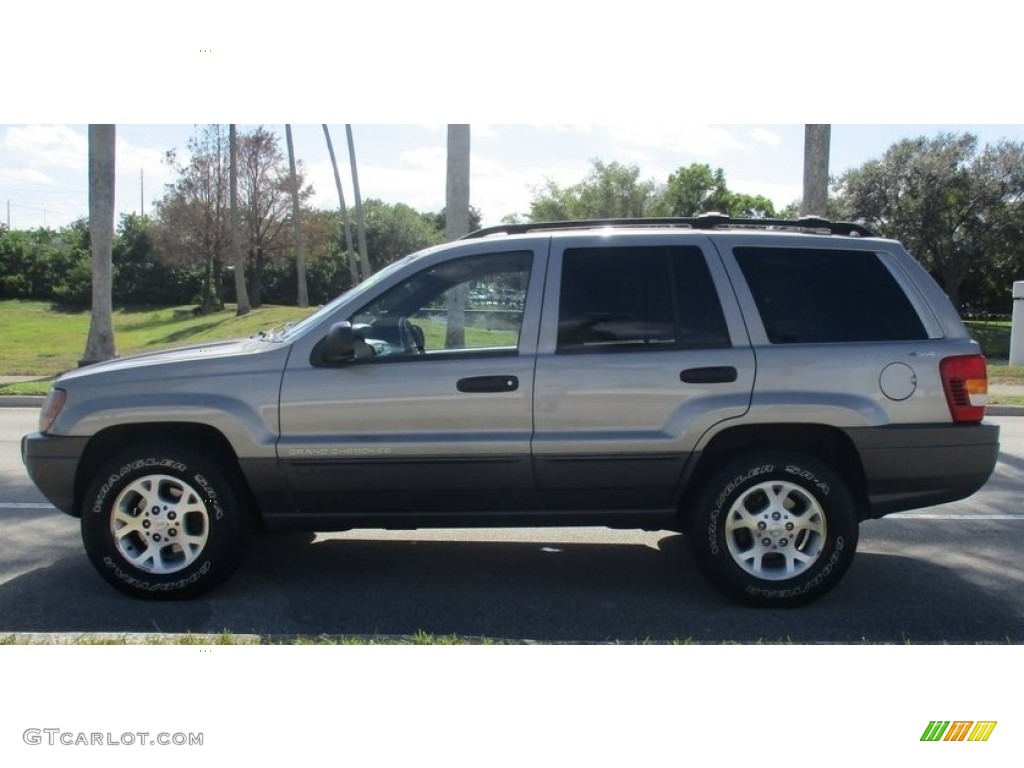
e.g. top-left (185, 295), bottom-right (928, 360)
top-left (230, 124), bottom-right (250, 315)
top-left (802, 124), bottom-right (831, 217)
top-left (346, 124), bottom-right (371, 277)
top-left (285, 125), bottom-right (308, 307)
top-left (81, 124), bottom-right (117, 366)
top-left (323, 125), bottom-right (360, 283)
top-left (444, 124), bottom-right (471, 349)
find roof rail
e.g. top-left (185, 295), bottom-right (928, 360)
top-left (461, 214), bottom-right (874, 239)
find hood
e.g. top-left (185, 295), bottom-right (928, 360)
top-left (56, 338), bottom-right (269, 383)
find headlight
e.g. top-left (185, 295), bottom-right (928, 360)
top-left (39, 388), bottom-right (67, 433)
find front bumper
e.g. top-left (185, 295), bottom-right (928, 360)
top-left (21, 432), bottom-right (90, 516)
top-left (844, 422), bottom-right (1000, 517)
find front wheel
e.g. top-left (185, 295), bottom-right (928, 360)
top-left (81, 445), bottom-right (251, 599)
top-left (688, 452), bottom-right (858, 607)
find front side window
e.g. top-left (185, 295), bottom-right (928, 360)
top-left (734, 247), bottom-right (928, 344)
top-left (557, 245), bottom-right (730, 352)
top-left (350, 251), bottom-right (533, 357)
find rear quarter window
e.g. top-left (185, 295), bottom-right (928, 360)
top-left (734, 247), bottom-right (928, 343)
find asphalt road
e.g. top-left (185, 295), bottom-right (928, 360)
top-left (2, 406), bottom-right (1023, 643)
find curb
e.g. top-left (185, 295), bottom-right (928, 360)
top-left (986, 405), bottom-right (1024, 417)
top-left (0, 632), bottom-right (263, 645)
top-left (0, 396), bottom-right (45, 408)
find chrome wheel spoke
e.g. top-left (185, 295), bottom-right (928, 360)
top-left (109, 473), bottom-right (210, 575)
top-left (725, 479), bottom-right (828, 582)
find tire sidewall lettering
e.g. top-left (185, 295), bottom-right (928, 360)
top-left (692, 454), bottom-right (858, 606)
top-left (102, 555), bottom-right (213, 591)
top-left (90, 459), bottom-right (189, 517)
top-left (706, 464), bottom-right (774, 555)
top-left (81, 447), bottom-right (246, 599)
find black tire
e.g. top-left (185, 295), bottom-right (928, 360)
top-left (687, 452), bottom-right (858, 607)
top-left (81, 445), bottom-right (251, 599)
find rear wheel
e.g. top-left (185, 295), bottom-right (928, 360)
top-left (81, 445), bottom-right (250, 599)
top-left (688, 452), bottom-right (858, 607)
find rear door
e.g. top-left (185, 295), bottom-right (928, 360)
top-left (532, 233), bottom-right (755, 510)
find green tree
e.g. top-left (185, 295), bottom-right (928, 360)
top-left (527, 159), bottom-right (657, 221)
top-left (835, 133), bottom-right (1024, 309)
top-left (361, 199), bottom-right (444, 271)
top-left (113, 213), bottom-right (198, 305)
top-left (655, 163), bottom-right (776, 218)
top-left (157, 125), bottom-right (230, 314)
top-left (429, 205), bottom-right (483, 234)
top-left (237, 126), bottom-right (306, 308)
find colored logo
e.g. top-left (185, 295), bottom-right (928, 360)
top-left (921, 721), bottom-right (997, 742)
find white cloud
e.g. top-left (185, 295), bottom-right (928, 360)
top-left (304, 146), bottom-right (587, 225)
top-left (730, 178), bottom-right (802, 209)
top-left (4, 124), bottom-right (87, 169)
top-left (750, 128), bottom-right (783, 147)
top-left (0, 168), bottom-right (55, 185)
top-left (606, 125), bottom-right (744, 156)
top-left (398, 147), bottom-right (446, 173)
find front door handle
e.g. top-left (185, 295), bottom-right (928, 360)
top-left (457, 375), bottom-right (519, 393)
top-left (680, 366), bottom-right (738, 384)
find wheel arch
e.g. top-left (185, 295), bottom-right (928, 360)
top-left (73, 423), bottom-right (263, 525)
top-left (676, 423), bottom-right (871, 526)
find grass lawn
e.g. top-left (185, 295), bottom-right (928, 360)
top-left (0, 300), bottom-right (315, 385)
top-left (4, 303), bottom-right (1024, 396)
top-left (965, 319), bottom-right (1011, 360)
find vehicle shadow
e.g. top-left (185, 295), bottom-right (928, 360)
top-left (0, 532), bottom-right (1021, 643)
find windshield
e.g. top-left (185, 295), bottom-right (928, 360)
top-left (264, 247), bottom-right (439, 342)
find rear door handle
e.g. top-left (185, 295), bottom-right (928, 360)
top-left (680, 366), bottom-right (738, 384)
top-left (457, 375), bottom-right (519, 393)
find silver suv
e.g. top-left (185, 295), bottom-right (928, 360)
top-left (22, 216), bottom-right (1000, 606)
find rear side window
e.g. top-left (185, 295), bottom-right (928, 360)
top-left (734, 247), bottom-right (928, 344)
top-left (557, 245), bottom-right (730, 352)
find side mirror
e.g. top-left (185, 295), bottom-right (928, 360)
top-left (312, 322), bottom-right (374, 366)
top-left (322, 322), bottom-right (356, 363)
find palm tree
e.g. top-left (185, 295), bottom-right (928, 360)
top-left (346, 125), bottom-right (371, 277)
top-left (230, 124), bottom-right (250, 316)
top-left (444, 124), bottom-right (471, 349)
top-left (322, 125), bottom-right (359, 282)
top-left (80, 124), bottom-right (117, 365)
top-left (285, 125), bottom-right (308, 307)
top-left (802, 124), bottom-right (831, 217)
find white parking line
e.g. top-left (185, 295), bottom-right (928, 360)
top-left (888, 513), bottom-right (1023, 521)
top-left (0, 502), bottom-right (56, 509)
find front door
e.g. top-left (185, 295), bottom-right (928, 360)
top-left (278, 249), bottom-right (542, 517)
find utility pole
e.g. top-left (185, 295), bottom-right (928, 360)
top-left (140, 168), bottom-right (144, 216)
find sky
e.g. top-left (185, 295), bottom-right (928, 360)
top-left (4, 123), bottom-right (1024, 232)
top-left (5, 1), bottom-right (1022, 233)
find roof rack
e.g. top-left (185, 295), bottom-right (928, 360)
top-left (461, 214), bottom-right (874, 240)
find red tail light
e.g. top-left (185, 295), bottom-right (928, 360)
top-left (940, 355), bottom-right (988, 423)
